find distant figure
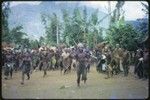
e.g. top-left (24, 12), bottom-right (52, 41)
top-left (112, 44), bottom-right (124, 74)
top-left (54, 48), bottom-right (62, 70)
top-left (134, 48), bottom-right (144, 79)
top-left (47, 49), bottom-right (55, 70)
top-left (70, 47), bottom-right (77, 71)
top-left (61, 48), bottom-right (71, 74)
top-left (4, 50), bottom-right (14, 80)
top-left (143, 48), bottom-right (149, 80)
top-left (41, 51), bottom-right (49, 77)
top-left (20, 52), bottom-right (32, 84)
top-left (122, 49), bottom-right (130, 76)
top-left (84, 47), bottom-right (91, 73)
top-left (32, 50), bottom-right (40, 70)
top-left (14, 52), bottom-right (20, 72)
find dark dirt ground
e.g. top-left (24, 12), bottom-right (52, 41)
top-left (2, 65), bottom-right (149, 99)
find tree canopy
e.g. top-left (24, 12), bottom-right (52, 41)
top-left (2, 1), bottom-right (149, 51)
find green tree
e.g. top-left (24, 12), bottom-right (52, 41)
top-left (30, 39), bottom-right (39, 49)
top-left (61, 9), bottom-right (72, 46)
top-left (106, 17), bottom-right (139, 51)
top-left (71, 8), bottom-right (84, 44)
top-left (2, 2), bottom-right (11, 43)
top-left (21, 38), bottom-right (31, 48)
top-left (88, 9), bottom-right (103, 48)
top-left (110, 1), bottom-right (125, 26)
top-left (39, 36), bottom-right (45, 46)
top-left (41, 13), bottom-right (61, 46)
top-left (82, 6), bottom-right (88, 43)
top-left (134, 2), bottom-right (149, 46)
top-left (11, 25), bottom-right (27, 44)
top-left (2, 2), bottom-right (29, 46)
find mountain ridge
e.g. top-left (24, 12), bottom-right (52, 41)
top-left (9, 2), bottom-right (138, 40)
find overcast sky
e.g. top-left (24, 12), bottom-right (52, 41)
top-left (9, 1), bottom-right (148, 20)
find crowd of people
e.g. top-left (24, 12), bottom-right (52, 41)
top-left (2, 42), bottom-right (149, 86)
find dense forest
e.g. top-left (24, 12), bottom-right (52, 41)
top-left (2, 1), bottom-right (149, 51)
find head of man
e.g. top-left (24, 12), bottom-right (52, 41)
top-left (78, 47), bottom-right (84, 53)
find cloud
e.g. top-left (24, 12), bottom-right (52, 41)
top-left (9, 1), bottom-right (147, 20)
top-left (79, 1), bottom-right (117, 13)
top-left (9, 1), bottom-right (41, 7)
top-left (24, 21), bottom-right (45, 40)
top-left (123, 1), bottom-right (147, 20)
top-left (79, 1), bottom-right (147, 20)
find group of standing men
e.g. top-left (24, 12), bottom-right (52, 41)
top-left (2, 41), bottom-right (149, 86)
top-left (95, 42), bottom-right (149, 80)
top-left (2, 43), bottom-right (92, 86)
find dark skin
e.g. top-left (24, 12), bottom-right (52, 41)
top-left (21, 55), bottom-right (32, 84)
top-left (76, 48), bottom-right (88, 87)
top-left (4, 52), bottom-right (14, 79)
top-left (47, 50), bottom-right (55, 70)
top-left (61, 50), bottom-right (71, 74)
top-left (42, 52), bottom-right (49, 77)
top-left (54, 49), bottom-right (62, 69)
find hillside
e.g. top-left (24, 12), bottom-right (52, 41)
top-left (8, 1), bottom-right (109, 40)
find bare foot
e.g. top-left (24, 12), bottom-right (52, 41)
top-left (104, 77), bottom-right (109, 79)
top-left (84, 80), bottom-right (86, 84)
top-left (77, 84), bottom-right (80, 87)
top-left (21, 82), bottom-right (24, 85)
